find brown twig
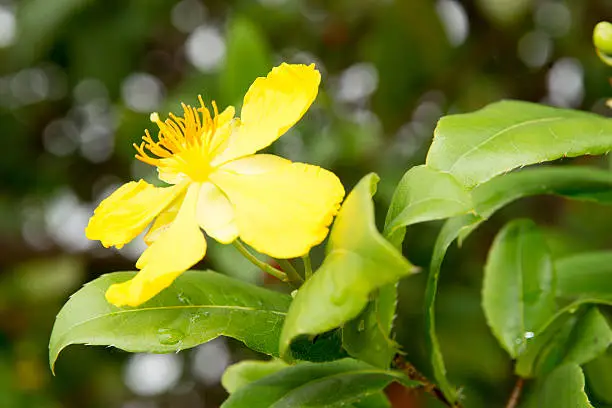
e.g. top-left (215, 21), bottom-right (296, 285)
top-left (504, 377), bottom-right (525, 408)
top-left (393, 355), bottom-right (462, 408)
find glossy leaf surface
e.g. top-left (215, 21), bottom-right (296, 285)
top-left (428, 100), bottom-right (612, 188)
top-left (50, 271), bottom-right (291, 370)
top-left (222, 360), bottom-right (288, 394)
top-left (538, 364), bottom-right (594, 408)
top-left (384, 165), bottom-right (472, 247)
top-left (482, 220), bottom-right (556, 358)
top-left (516, 307), bottom-right (612, 378)
top-left (279, 174), bottom-right (415, 361)
top-left (221, 358), bottom-right (418, 408)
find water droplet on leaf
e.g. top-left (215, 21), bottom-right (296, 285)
top-left (157, 328), bottom-right (185, 345)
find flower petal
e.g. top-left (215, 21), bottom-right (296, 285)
top-left (196, 182), bottom-right (238, 244)
top-left (211, 156), bottom-right (345, 258)
top-left (105, 184), bottom-right (206, 307)
top-left (212, 63), bottom-right (320, 165)
top-left (86, 180), bottom-right (185, 249)
top-left (143, 198), bottom-right (182, 246)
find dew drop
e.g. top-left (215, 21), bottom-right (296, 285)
top-left (177, 292), bottom-right (193, 305)
top-left (157, 328), bottom-right (185, 346)
top-left (524, 331), bottom-right (535, 339)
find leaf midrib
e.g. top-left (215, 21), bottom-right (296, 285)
top-left (55, 304), bottom-right (287, 341)
top-left (444, 116), bottom-right (564, 174)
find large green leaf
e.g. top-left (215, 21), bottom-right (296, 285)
top-left (538, 364), bottom-right (594, 408)
top-left (516, 307), bottom-right (612, 378)
top-left (222, 360), bottom-right (288, 394)
top-left (50, 271), bottom-right (291, 371)
top-left (279, 174), bottom-right (415, 362)
top-left (342, 284), bottom-right (399, 368)
top-left (482, 219), bottom-right (556, 358)
top-left (383, 165), bottom-right (472, 248)
top-left (220, 16), bottom-right (271, 107)
top-left (428, 100), bottom-right (612, 188)
top-left (555, 251), bottom-right (612, 303)
top-left (221, 358), bottom-right (419, 408)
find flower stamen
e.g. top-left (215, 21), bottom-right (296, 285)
top-left (133, 96), bottom-right (229, 182)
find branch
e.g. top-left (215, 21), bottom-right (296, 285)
top-left (505, 377), bottom-right (525, 408)
top-left (393, 355), bottom-right (462, 408)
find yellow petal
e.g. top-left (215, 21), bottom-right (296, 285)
top-left (86, 180), bottom-right (185, 249)
top-left (212, 63), bottom-right (320, 165)
top-left (211, 156), bottom-right (345, 258)
top-left (196, 182), bottom-right (238, 244)
top-left (219, 153), bottom-right (290, 174)
top-left (143, 197), bottom-right (182, 246)
top-left (106, 184), bottom-right (206, 307)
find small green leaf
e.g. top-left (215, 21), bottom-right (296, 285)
top-left (483, 219), bottom-right (556, 358)
top-left (221, 358), bottom-right (418, 408)
top-left (538, 364), bottom-right (594, 408)
top-left (562, 308), bottom-right (612, 367)
top-left (342, 284), bottom-right (399, 368)
top-left (516, 307), bottom-right (612, 378)
top-left (279, 174), bottom-right (416, 362)
top-left (220, 17), bottom-right (271, 107)
top-left (555, 251), bottom-right (612, 303)
top-left (384, 165), bottom-right (473, 248)
top-left (222, 360), bottom-right (288, 394)
top-left (50, 271), bottom-right (291, 371)
top-left (428, 100), bottom-right (612, 188)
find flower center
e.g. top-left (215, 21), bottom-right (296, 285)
top-left (133, 96), bottom-right (229, 183)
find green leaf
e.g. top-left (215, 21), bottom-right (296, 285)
top-left (428, 100), bottom-right (612, 188)
top-left (222, 360), bottom-right (288, 394)
top-left (555, 251), bottom-right (612, 303)
top-left (483, 219), bottom-right (556, 358)
top-left (351, 393), bottom-right (392, 408)
top-left (383, 165), bottom-right (472, 248)
top-left (279, 174), bottom-right (416, 362)
top-left (50, 271), bottom-right (291, 371)
top-left (516, 307), bottom-right (612, 378)
top-left (458, 166), bottom-right (612, 243)
top-left (424, 215), bottom-right (478, 404)
top-left (562, 308), bottom-right (612, 367)
top-left (473, 167), bottom-right (612, 218)
top-left (538, 364), bottom-right (594, 408)
top-left (584, 353), bottom-right (612, 404)
top-left (342, 284), bottom-right (399, 368)
top-left (221, 358), bottom-right (419, 408)
top-left (220, 16), bottom-right (271, 107)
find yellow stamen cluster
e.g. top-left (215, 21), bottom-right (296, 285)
top-left (134, 96), bottom-right (220, 168)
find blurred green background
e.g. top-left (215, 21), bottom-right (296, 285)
top-left (1, 0), bottom-right (611, 407)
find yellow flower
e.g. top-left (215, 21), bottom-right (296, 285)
top-left (86, 63), bottom-right (345, 307)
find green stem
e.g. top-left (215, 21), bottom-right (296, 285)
top-left (233, 240), bottom-right (288, 282)
top-left (302, 254), bottom-right (313, 279)
top-left (276, 259), bottom-right (304, 286)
